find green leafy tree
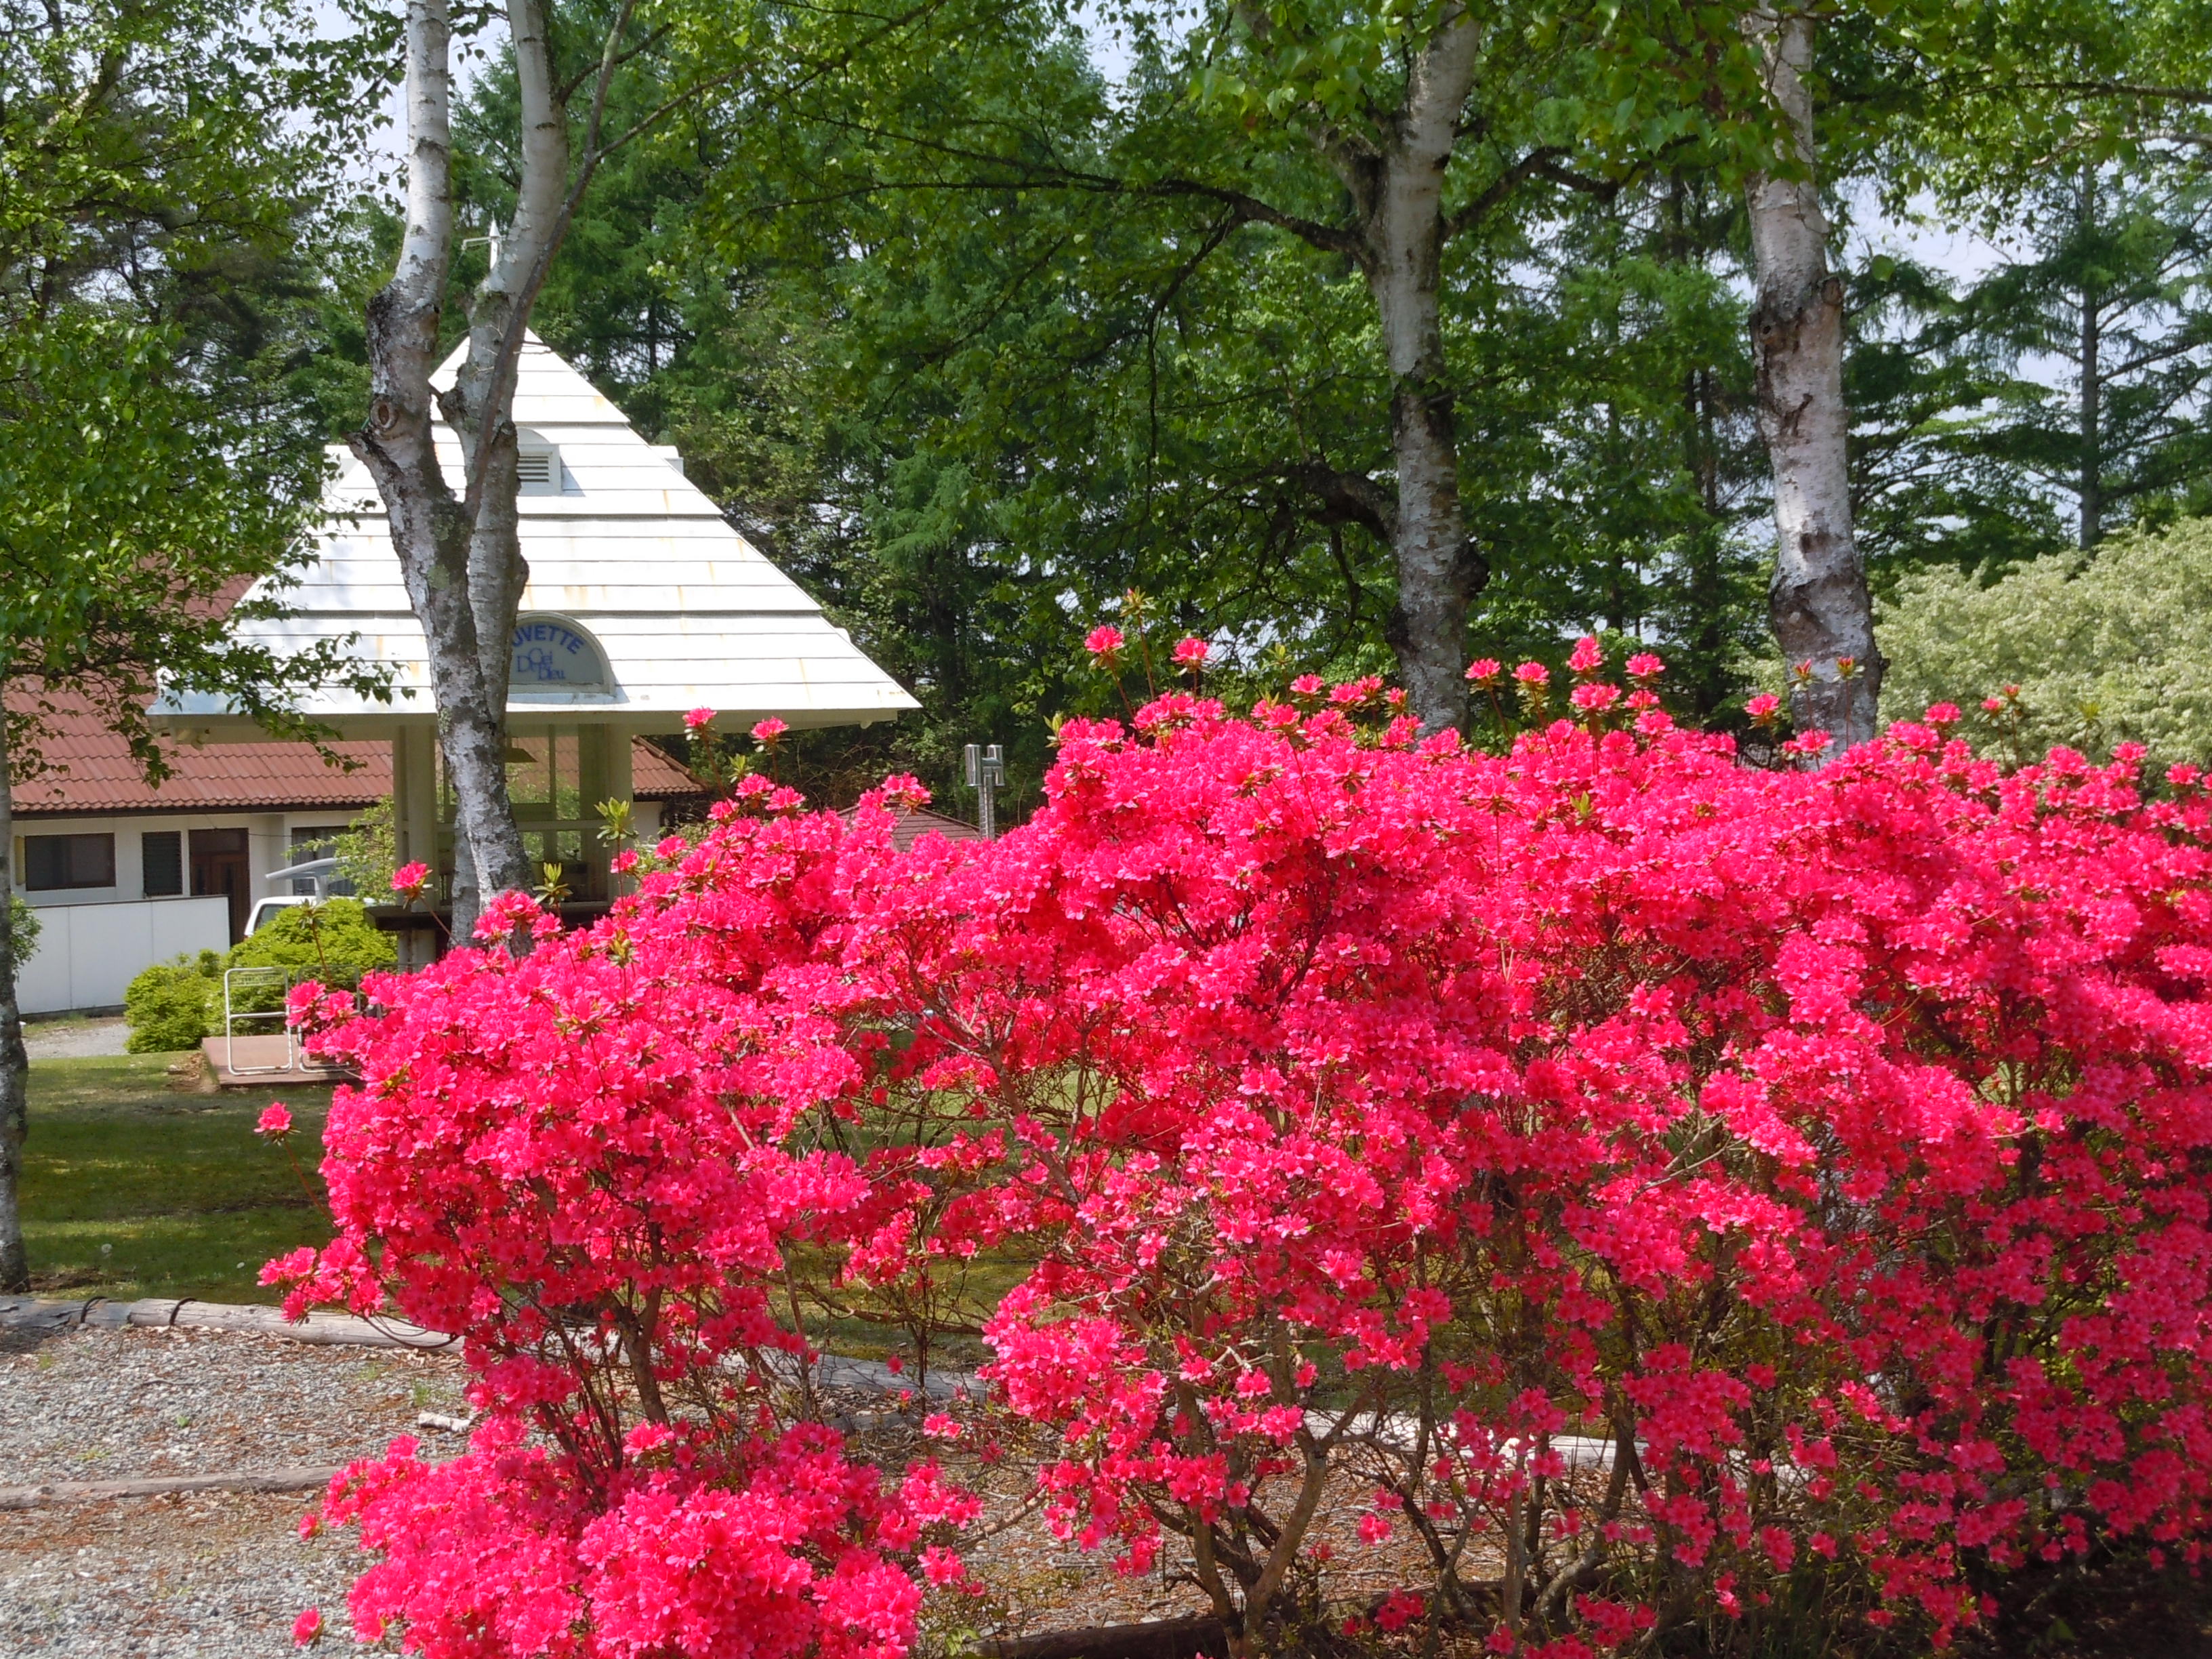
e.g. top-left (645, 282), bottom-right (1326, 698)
top-left (471, 3), bottom-right (1788, 801)
top-left (331, 800), bottom-right (401, 899)
top-left (1843, 253), bottom-right (2072, 583)
top-left (674, 0), bottom-right (1788, 732)
top-left (0, 0), bottom-right (389, 1292)
top-left (1961, 161), bottom-right (2212, 548)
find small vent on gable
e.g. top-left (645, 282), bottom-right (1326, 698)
top-left (516, 432), bottom-right (562, 494)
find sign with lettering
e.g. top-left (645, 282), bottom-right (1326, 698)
top-left (509, 615), bottom-right (611, 692)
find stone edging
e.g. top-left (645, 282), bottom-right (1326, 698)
top-left (0, 1294), bottom-right (453, 1349)
top-left (0, 1466), bottom-right (344, 1511)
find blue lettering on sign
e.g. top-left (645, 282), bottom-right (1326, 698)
top-left (509, 618), bottom-right (605, 687)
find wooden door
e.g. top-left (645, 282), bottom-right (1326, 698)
top-left (190, 827), bottom-right (251, 943)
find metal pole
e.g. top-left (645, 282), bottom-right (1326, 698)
top-left (963, 743), bottom-right (1005, 839)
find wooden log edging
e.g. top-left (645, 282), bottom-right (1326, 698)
top-left (0, 1294), bottom-right (455, 1349)
top-left (979, 1614), bottom-right (1229, 1659)
top-left (0, 1465), bottom-right (344, 1511)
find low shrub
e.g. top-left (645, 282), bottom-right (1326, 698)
top-left (122, 951), bottom-right (220, 1053)
top-left (276, 646), bottom-right (2212, 1659)
top-left (121, 901), bottom-right (397, 1048)
top-left (1880, 514), bottom-right (2212, 762)
top-left (224, 898), bottom-right (394, 1013)
top-left (6, 894), bottom-right (39, 968)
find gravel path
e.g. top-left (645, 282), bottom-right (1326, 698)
top-left (0, 1324), bottom-right (468, 1656)
top-left (0, 1323), bottom-right (1382, 1654)
top-left (22, 1019), bottom-right (130, 1061)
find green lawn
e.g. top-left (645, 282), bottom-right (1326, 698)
top-left (16, 1052), bottom-right (1028, 1371)
top-left (21, 1052), bottom-right (335, 1303)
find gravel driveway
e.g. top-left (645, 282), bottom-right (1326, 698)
top-left (0, 1324), bottom-right (468, 1656)
top-left (22, 1019), bottom-right (131, 1061)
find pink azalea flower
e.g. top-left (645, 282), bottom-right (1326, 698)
top-left (390, 861), bottom-right (430, 900)
top-left (751, 716), bottom-right (788, 745)
top-left (255, 1103), bottom-right (293, 1140)
top-left (272, 671), bottom-right (2212, 1658)
top-left (1084, 625), bottom-right (1124, 658)
top-left (1570, 682), bottom-right (1620, 713)
top-left (683, 706), bottom-right (715, 732)
top-left (291, 1606), bottom-right (322, 1647)
top-left (879, 773), bottom-right (932, 812)
top-left (1171, 636), bottom-right (1211, 666)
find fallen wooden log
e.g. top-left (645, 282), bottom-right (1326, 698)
top-left (979, 1615), bottom-right (1229, 1659)
top-left (0, 1465), bottom-right (344, 1510)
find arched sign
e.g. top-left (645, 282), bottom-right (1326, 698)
top-left (509, 614), bottom-right (611, 693)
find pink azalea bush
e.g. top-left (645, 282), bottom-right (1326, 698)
top-left (278, 648), bottom-right (2212, 1656)
top-left (270, 792), bottom-right (979, 1659)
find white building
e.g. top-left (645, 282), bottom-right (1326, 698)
top-left (9, 709), bottom-right (704, 1015)
top-left (20, 333), bottom-right (919, 1011)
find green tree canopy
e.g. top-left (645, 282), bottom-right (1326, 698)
top-left (0, 0), bottom-right (391, 1291)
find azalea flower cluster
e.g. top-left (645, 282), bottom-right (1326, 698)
top-left (279, 640), bottom-right (2212, 1656)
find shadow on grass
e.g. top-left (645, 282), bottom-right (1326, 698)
top-left (22, 1051), bottom-right (335, 1305)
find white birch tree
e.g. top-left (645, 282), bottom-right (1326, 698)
top-left (354, 0), bottom-right (655, 937)
top-left (1742, 4), bottom-right (1881, 747)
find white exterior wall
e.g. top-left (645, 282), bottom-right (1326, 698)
top-left (13, 808), bottom-right (372, 1013)
top-left (14, 798), bottom-right (667, 1010)
top-left (16, 897), bottom-right (230, 1015)
top-left (12, 809), bottom-right (350, 911)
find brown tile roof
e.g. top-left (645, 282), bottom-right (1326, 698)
top-left (841, 804), bottom-right (987, 852)
top-left (628, 740), bottom-right (708, 801)
top-left (9, 699), bottom-right (705, 817)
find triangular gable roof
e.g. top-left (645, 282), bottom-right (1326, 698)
top-left (159, 333), bottom-right (918, 737)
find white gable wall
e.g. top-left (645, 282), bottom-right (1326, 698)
top-left (159, 335), bottom-right (919, 736)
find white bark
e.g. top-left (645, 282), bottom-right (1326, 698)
top-left (2075, 171), bottom-right (2104, 549)
top-left (1742, 5), bottom-right (1881, 749)
top-left (352, 0), bottom-right (569, 938)
top-left (1361, 7), bottom-right (1483, 733)
top-left (452, 0), bottom-right (568, 726)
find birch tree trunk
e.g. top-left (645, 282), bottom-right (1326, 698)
top-left (351, 0), bottom-right (596, 939)
top-left (1352, 9), bottom-right (1485, 734)
top-left (0, 729), bottom-right (29, 1292)
top-left (1742, 5), bottom-right (1881, 749)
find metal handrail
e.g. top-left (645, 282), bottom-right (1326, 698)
top-left (221, 965), bottom-right (293, 1076)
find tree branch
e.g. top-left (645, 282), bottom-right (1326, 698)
top-left (1279, 462), bottom-right (1398, 543)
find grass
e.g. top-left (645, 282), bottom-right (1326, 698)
top-left (21, 1052), bottom-right (335, 1304)
top-left (15, 1052), bottom-right (1031, 1372)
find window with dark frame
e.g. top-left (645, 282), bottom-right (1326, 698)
top-left (142, 830), bottom-right (184, 897)
top-left (24, 833), bottom-right (116, 890)
top-left (289, 825), bottom-right (349, 895)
